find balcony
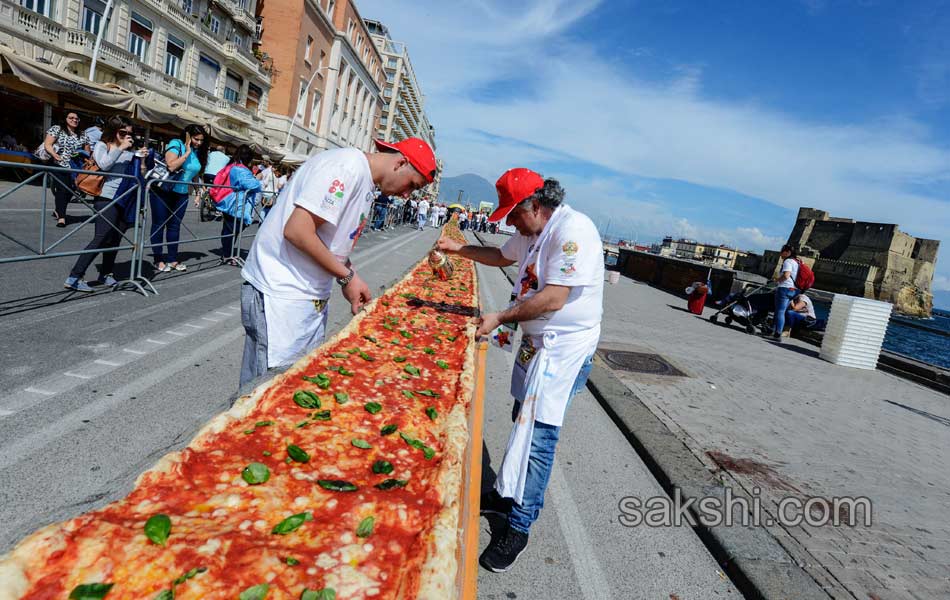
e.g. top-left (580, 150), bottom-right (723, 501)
top-left (199, 23), bottom-right (227, 47)
top-left (223, 41), bottom-right (260, 76)
top-left (5, 1), bottom-right (63, 45)
top-left (221, 0), bottom-right (256, 32)
top-left (189, 86), bottom-right (219, 111)
top-left (167, 2), bottom-right (198, 32)
top-left (216, 98), bottom-right (255, 123)
top-left (141, 0), bottom-right (166, 13)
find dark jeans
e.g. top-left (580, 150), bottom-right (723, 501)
top-left (149, 189), bottom-right (189, 263)
top-left (51, 170), bottom-right (75, 218)
top-left (373, 206), bottom-right (388, 230)
top-left (221, 214), bottom-right (237, 258)
top-left (68, 198), bottom-right (129, 279)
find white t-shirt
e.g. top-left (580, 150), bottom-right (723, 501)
top-left (779, 258), bottom-right (799, 289)
top-left (417, 199), bottom-right (429, 216)
top-left (793, 294), bottom-right (816, 319)
top-left (242, 148), bottom-right (376, 300)
top-left (501, 205), bottom-right (604, 336)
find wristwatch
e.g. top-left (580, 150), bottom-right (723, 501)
top-left (336, 267), bottom-right (355, 287)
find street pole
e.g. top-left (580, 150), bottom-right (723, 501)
top-left (284, 65), bottom-right (336, 150)
top-left (88, 0), bottom-right (115, 83)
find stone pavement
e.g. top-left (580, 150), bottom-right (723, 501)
top-left (591, 271), bottom-right (950, 599)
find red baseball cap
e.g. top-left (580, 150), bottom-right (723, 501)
top-left (374, 137), bottom-right (437, 183)
top-left (488, 168), bottom-right (544, 222)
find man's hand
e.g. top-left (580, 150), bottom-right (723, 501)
top-left (436, 236), bottom-right (464, 254)
top-left (342, 272), bottom-right (372, 315)
top-left (476, 312), bottom-right (502, 337)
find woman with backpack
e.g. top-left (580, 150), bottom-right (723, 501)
top-left (42, 112), bottom-right (91, 228)
top-left (63, 116), bottom-right (146, 292)
top-left (211, 145), bottom-right (261, 266)
top-left (769, 244), bottom-right (802, 341)
top-left (149, 124), bottom-right (207, 273)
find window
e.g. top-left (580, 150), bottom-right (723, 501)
top-left (19, 0), bottom-right (51, 18)
top-left (232, 33), bottom-right (243, 49)
top-left (309, 91), bottom-right (322, 130)
top-left (304, 36), bottom-right (313, 64)
top-left (346, 19), bottom-right (354, 40)
top-left (295, 80), bottom-right (307, 120)
top-left (196, 54), bottom-right (220, 94)
top-left (181, 0), bottom-right (194, 14)
top-left (326, 0), bottom-right (335, 17)
top-left (82, 5), bottom-right (102, 35)
top-left (318, 50), bottom-right (325, 73)
top-left (387, 57), bottom-right (397, 68)
top-left (164, 34), bottom-right (185, 78)
top-left (386, 72), bottom-right (394, 83)
top-left (224, 73), bottom-right (242, 103)
top-left (209, 15), bottom-right (221, 35)
top-left (128, 12), bottom-right (153, 62)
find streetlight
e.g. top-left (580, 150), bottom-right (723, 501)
top-left (88, 0), bottom-right (115, 82)
top-left (284, 64), bottom-right (338, 149)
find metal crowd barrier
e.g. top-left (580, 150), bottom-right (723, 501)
top-left (0, 159), bottom-right (148, 295)
top-left (230, 189), bottom-right (277, 267)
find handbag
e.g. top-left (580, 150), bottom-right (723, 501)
top-left (145, 156), bottom-right (183, 193)
top-left (75, 157), bottom-right (104, 197)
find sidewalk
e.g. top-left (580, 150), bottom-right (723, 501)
top-left (591, 273), bottom-right (950, 598)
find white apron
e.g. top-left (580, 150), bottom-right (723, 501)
top-left (494, 206), bottom-right (600, 503)
top-left (263, 294), bottom-right (329, 368)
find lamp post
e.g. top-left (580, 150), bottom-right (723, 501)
top-left (284, 64), bottom-right (337, 150)
top-left (88, 0), bottom-right (115, 83)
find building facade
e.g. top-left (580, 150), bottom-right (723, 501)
top-left (0, 0), bottom-right (273, 145)
top-left (259, 0), bottom-right (384, 157)
top-left (736, 207), bottom-right (940, 316)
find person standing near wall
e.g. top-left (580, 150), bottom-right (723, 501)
top-left (767, 244), bottom-right (800, 342)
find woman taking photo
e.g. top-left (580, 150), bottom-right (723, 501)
top-left (44, 111), bottom-right (90, 228)
top-left (213, 144), bottom-right (261, 266)
top-left (149, 124), bottom-right (207, 273)
top-left (63, 116), bottom-right (146, 292)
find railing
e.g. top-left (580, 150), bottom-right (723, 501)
top-left (167, 1), bottom-right (198, 32)
top-left (189, 86), bottom-right (219, 110)
top-left (10, 3), bottom-right (62, 44)
top-left (141, 0), bottom-right (166, 13)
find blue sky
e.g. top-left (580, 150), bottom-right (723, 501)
top-left (361, 0), bottom-right (950, 307)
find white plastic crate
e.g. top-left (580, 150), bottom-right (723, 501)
top-left (819, 294), bottom-right (892, 369)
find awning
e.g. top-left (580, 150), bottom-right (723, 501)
top-left (279, 151), bottom-right (311, 166)
top-left (133, 97), bottom-right (206, 130)
top-left (0, 48), bottom-right (135, 112)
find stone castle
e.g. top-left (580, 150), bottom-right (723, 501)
top-left (736, 208), bottom-right (940, 316)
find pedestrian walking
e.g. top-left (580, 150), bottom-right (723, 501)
top-left (239, 137), bottom-right (437, 387)
top-left (211, 144), bottom-right (260, 266)
top-left (768, 244), bottom-right (800, 341)
top-left (149, 124), bottom-right (207, 273)
top-left (43, 112), bottom-right (90, 228)
top-left (428, 201), bottom-right (439, 228)
top-left (63, 115), bottom-right (145, 292)
top-left (416, 197), bottom-right (429, 230)
top-left (436, 168), bottom-right (604, 572)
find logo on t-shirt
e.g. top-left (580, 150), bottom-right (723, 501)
top-left (329, 179), bottom-right (345, 198)
top-left (519, 263), bottom-right (539, 298)
top-left (349, 212), bottom-right (367, 248)
top-left (562, 241), bottom-right (579, 256)
top-left (560, 262), bottom-right (576, 275)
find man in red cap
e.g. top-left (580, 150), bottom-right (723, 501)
top-left (437, 168), bottom-right (604, 571)
top-left (239, 138), bottom-right (436, 388)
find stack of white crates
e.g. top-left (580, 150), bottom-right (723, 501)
top-left (819, 294), bottom-right (893, 369)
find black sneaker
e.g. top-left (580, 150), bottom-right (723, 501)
top-left (480, 524), bottom-right (529, 573)
top-left (480, 490), bottom-right (513, 516)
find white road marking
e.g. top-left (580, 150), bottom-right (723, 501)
top-left (122, 348), bottom-right (146, 355)
top-left (145, 339), bottom-right (168, 345)
top-left (63, 372), bottom-right (92, 380)
top-left (23, 387), bottom-right (54, 396)
top-left (94, 359), bottom-right (121, 366)
top-left (213, 311), bottom-right (232, 317)
top-left (201, 317), bottom-right (221, 323)
top-left (182, 323), bottom-right (204, 330)
top-left (165, 330), bottom-right (187, 337)
top-left (0, 408), bottom-right (12, 416)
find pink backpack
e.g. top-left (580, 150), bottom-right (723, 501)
top-left (208, 164), bottom-right (235, 203)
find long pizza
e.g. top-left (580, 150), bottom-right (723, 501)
top-left (0, 219), bottom-right (478, 599)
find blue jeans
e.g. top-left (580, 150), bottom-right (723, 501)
top-left (785, 310), bottom-right (815, 332)
top-left (772, 287), bottom-right (798, 334)
top-left (149, 190), bottom-right (189, 263)
top-left (373, 205), bottom-right (388, 230)
top-left (507, 353), bottom-right (595, 534)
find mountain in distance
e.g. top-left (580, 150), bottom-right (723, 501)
top-left (437, 173), bottom-right (496, 207)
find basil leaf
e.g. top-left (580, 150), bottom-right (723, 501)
top-left (356, 516), bottom-right (375, 538)
top-left (352, 438), bottom-right (372, 449)
top-left (312, 410), bottom-right (331, 421)
top-left (372, 460), bottom-right (394, 474)
top-left (363, 335), bottom-right (378, 343)
top-left (382, 323), bottom-right (394, 331)
top-left (242, 462), bottom-right (270, 485)
top-left (404, 365), bottom-right (420, 376)
top-left (244, 429), bottom-right (256, 434)
top-left (399, 292), bottom-right (416, 299)
top-left (399, 329), bottom-right (412, 338)
top-left (426, 406), bottom-right (438, 421)
top-left (375, 379), bottom-right (385, 386)
top-left (285, 556), bottom-right (299, 566)
top-left (380, 424), bottom-right (398, 435)
top-left (436, 360), bottom-right (449, 370)
top-left (69, 583), bottom-right (114, 599)
top-left (347, 347), bottom-right (360, 354)
top-left (393, 356), bottom-right (407, 363)
top-left (317, 479), bottom-right (358, 492)
top-left (295, 420), bottom-right (311, 429)
top-left (405, 343), bottom-right (415, 350)
top-left (271, 512), bottom-right (312, 535)
top-left (374, 478), bottom-right (409, 490)
top-left (293, 390), bottom-right (321, 409)
top-left (423, 446), bottom-right (436, 460)
top-left (399, 431), bottom-right (424, 450)
top-left (359, 351), bottom-right (374, 361)
top-left (238, 583), bottom-right (269, 600)
top-left (423, 347), bottom-right (435, 355)
top-left (287, 444), bottom-right (310, 463)
top-left (401, 390), bottom-right (415, 399)
top-left (364, 402), bottom-right (382, 414)
top-left (144, 514), bottom-right (171, 547)
top-left (153, 590), bottom-right (173, 600)
top-left (301, 589), bottom-right (337, 600)
top-left (446, 335), bottom-right (457, 342)
top-left (330, 352), bottom-right (348, 359)
top-left (339, 367), bottom-right (355, 377)
top-left (262, 451), bottom-right (271, 456)
top-left (328, 365), bottom-right (341, 372)
top-left (333, 392), bottom-right (349, 404)
top-left (254, 420), bottom-right (274, 427)
top-left (417, 389), bottom-right (440, 397)
top-left (302, 374), bottom-right (331, 390)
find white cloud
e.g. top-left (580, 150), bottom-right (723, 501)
top-left (361, 0), bottom-right (949, 274)
top-left (933, 274), bottom-right (950, 292)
